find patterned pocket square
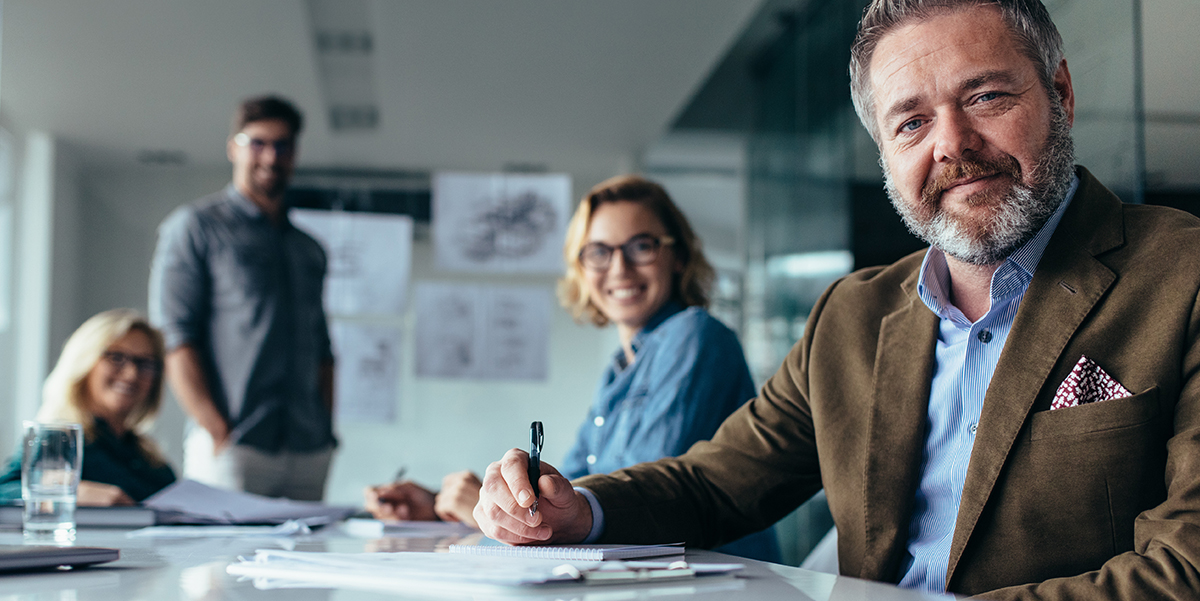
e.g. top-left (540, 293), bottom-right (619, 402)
top-left (1051, 355), bottom-right (1132, 410)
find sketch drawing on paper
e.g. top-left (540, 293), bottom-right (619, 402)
top-left (290, 209), bottom-right (413, 317)
top-left (415, 288), bottom-right (477, 378)
top-left (415, 282), bottom-right (551, 381)
top-left (457, 190), bottom-right (558, 262)
top-left (328, 239), bottom-right (365, 280)
top-left (489, 296), bottom-right (529, 372)
top-left (433, 172), bottom-right (572, 274)
top-left (331, 321), bottom-right (402, 424)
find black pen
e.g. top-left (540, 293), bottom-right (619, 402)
top-left (528, 421), bottom-right (543, 517)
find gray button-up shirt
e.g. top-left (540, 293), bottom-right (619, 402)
top-left (149, 184), bottom-right (335, 452)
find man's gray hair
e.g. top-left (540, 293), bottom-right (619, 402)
top-left (849, 0), bottom-right (1064, 144)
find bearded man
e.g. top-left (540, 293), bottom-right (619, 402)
top-left (472, 1), bottom-right (1200, 598)
top-left (149, 96), bottom-right (337, 501)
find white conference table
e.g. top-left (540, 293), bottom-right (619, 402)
top-left (0, 523), bottom-right (956, 600)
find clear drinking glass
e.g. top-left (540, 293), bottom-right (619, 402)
top-left (21, 421), bottom-right (83, 543)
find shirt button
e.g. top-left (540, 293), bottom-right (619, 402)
top-left (586, 454), bottom-right (597, 465)
top-left (970, 423), bottom-right (978, 434)
top-left (593, 416), bottom-right (605, 427)
top-left (977, 330), bottom-right (993, 343)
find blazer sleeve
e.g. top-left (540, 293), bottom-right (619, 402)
top-left (573, 287), bottom-right (838, 550)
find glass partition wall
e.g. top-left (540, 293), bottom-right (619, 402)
top-left (654, 0), bottom-right (1144, 566)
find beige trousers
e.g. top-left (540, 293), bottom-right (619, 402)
top-left (183, 428), bottom-right (334, 502)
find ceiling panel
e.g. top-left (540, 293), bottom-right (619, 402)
top-left (1, 0), bottom-right (763, 178)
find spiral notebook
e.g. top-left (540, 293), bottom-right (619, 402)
top-left (447, 542), bottom-right (684, 561)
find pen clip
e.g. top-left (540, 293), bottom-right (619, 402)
top-left (530, 421), bottom-right (544, 457)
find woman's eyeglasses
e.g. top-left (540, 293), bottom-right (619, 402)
top-left (579, 234), bottom-right (675, 271)
top-left (102, 351), bottom-right (162, 377)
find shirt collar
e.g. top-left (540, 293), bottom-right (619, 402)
top-left (917, 173), bottom-right (1079, 320)
top-left (611, 301), bottom-right (685, 370)
top-left (225, 183), bottom-right (289, 226)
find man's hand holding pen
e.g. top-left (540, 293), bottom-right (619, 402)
top-left (364, 471), bottom-right (483, 527)
top-left (473, 447), bottom-right (594, 545)
top-left (363, 480), bottom-right (439, 521)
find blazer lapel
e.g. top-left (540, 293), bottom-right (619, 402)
top-left (861, 268), bottom-right (939, 581)
top-left (944, 168), bottom-right (1124, 586)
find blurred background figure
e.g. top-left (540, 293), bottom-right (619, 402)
top-left (149, 96), bottom-right (336, 501)
top-left (365, 175), bottom-right (780, 562)
top-left (0, 309), bottom-right (175, 505)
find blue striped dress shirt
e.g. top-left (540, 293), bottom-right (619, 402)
top-left (898, 176), bottom-right (1079, 592)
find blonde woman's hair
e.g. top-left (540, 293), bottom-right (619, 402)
top-left (558, 175), bottom-right (715, 327)
top-left (38, 309), bottom-right (167, 465)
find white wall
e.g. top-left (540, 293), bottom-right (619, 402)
top-left (69, 161), bottom-right (619, 506)
top-left (0, 120), bottom-right (22, 458)
top-left (10, 132), bottom-right (55, 445)
top-left (48, 141), bottom-right (82, 365)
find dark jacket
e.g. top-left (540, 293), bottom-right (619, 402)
top-left (0, 418), bottom-right (176, 503)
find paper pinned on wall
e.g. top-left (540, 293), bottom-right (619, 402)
top-left (414, 283), bottom-right (551, 381)
top-left (290, 209), bottom-right (413, 317)
top-left (432, 172), bottom-right (571, 274)
top-left (331, 321), bottom-right (402, 424)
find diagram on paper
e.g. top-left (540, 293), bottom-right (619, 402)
top-left (291, 209), bottom-right (413, 317)
top-left (433, 172), bottom-right (571, 274)
top-left (414, 283), bottom-right (551, 381)
top-left (331, 321), bottom-right (402, 423)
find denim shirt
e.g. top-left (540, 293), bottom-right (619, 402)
top-left (560, 302), bottom-right (780, 562)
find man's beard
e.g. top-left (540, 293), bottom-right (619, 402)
top-left (883, 99), bottom-right (1076, 266)
top-left (250, 168), bottom-right (288, 199)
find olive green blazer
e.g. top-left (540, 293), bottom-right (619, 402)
top-left (576, 167), bottom-right (1200, 599)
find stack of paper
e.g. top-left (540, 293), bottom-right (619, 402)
top-left (127, 520), bottom-right (312, 539)
top-left (144, 480), bottom-right (357, 525)
top-left (0, 503), bottom-right (156, 527)
top-left (447, 542), bottom-right (685, 561)
top-left (227, 549), bottom-right (744, 595)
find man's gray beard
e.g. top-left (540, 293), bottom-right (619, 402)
top-left (882, 100), bottom-right (1077, 266)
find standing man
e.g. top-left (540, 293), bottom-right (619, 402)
top-left (150, 96), bottom-right (336, 501)
top-left (473, 1), bottom-right (1200, 599)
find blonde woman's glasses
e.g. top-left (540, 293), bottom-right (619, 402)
top-left (579, 234), bottom-right (674, 271)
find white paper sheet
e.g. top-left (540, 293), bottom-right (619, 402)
top-left (414, 283), bottom-right (551, 380)
top-left (126, 520), bottom-right (311, 539)
top-left (227, 549), bottom-right (745, 595)
top-left (433, 172), bottom-right (571, 274)
top-left (341, 518), bottom-right (477, 538)
top-left (330, 321), bottom-right (402, 423)
top-left (143, 480), bottom-right (357, 525)
top-left (290, 209), bottom-right (413, 316)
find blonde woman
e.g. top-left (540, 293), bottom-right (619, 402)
top-left (366, 176), bottom-right (780, 561)
top-left (0, 309), bottom-right (176, 505)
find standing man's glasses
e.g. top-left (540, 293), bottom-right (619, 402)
top-left (579, 234), bottom-right (675, 271)
top-left (233, 133), bottom-right (295, 157)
